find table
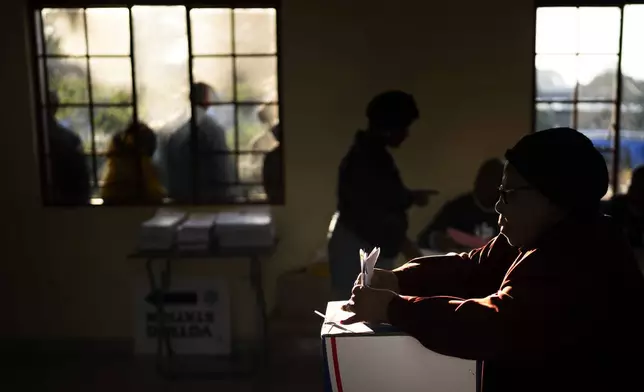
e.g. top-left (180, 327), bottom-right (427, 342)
top-left (129, 244), bottom-right (276, 379)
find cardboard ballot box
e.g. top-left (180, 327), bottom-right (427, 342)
top-left (321, 301), bottom-right (476, 392)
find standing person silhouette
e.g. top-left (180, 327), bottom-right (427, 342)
top-left (46, 91), bottom-right (91, 205)
top-left (328, 91), bottom-right (435, 300)
top-left (162, 82), bottom-right (235, 203)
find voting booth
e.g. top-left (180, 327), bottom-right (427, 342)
top-left (134, 276), bottom-right (231, 355)
top-left (321, 301), bottom-right (476, 392)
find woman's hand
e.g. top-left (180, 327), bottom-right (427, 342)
top-left (341, 285), bottom-right (397, 324)
top-left (410, 189), bottom-right (438, 207)
top-left (353, 268), bottom-right (400, 293)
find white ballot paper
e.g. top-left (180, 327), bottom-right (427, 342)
top-left (359, 247), bottom-right (380, 287)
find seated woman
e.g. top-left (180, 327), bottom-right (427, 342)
top-left (417, 158), bottom-right (503, 252)
top-left (603, 165), bottom-right (644, 248)
top-left (100, 122), bottom-right (165, 204)
top-left (342, 127), bottom-right (644, 392)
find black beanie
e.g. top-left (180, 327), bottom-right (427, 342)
top-left (504, 127), bottom-right (609, 215)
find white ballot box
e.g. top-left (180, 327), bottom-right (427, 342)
top-left (321, 301), bottom-right (476, 392)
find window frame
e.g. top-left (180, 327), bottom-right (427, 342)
top-left (28, 0), bottom-right (284, 207)
top-left (531, 2), bottom-right (644, 196)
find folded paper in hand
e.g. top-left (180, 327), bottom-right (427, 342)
top-left (360, 247), bottom-right (380, 287)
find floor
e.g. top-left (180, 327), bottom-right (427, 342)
top-left (3, 329), bottom-right (326, 392)
top-left (4, 352), bottom-right (325, 392)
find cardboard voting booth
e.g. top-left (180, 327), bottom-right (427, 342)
top-left (321, 301), bottom-right (476, 392)
top-left (134, 276), bottom-right (231, 355)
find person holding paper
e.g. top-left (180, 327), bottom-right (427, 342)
top-left (417, 158), bottom-right (503, 252)
top-left (342, 127), bottom-right (644, 392)
top-left (328, 91), bottom-right (435, 300)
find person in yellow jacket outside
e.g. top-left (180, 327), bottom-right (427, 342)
top-left (100, 122), bottom-right (165, 204)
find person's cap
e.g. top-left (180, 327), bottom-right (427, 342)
top-left (504, 127), bottom-right (609, 214)
top-left (366, 90), bottom-right (419, 128)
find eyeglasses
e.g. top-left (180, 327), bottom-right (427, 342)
top-left (498, 185), bottom-right (533, 204)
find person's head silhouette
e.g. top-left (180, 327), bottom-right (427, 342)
top-left (366, 90), bottom-right (419, 148)
top-left (191, 82), bottom-right (218, 108)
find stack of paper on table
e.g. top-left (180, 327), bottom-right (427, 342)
top-left (176, 213), bottom-right (218, 251)
top-left (321, 301), bottom-right (476, 392)
top-left (138, 210), bottom-right (186, 251)
top-left (214, 208), bottom-right (275, 248)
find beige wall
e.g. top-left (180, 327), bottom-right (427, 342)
top-left (0, 0), bottom-right (534, 339)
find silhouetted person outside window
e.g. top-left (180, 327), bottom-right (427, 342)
top-left (343, 128), bottom-right (644, 392)
top-left (46, 91), bottom-right (91, 205)
top-left (100, 122), bottom-right (165, 204)
top-left (262, 123), bottom-right (282, 203)
top-left (328, 91), bottom-right (435, 300)
top-left (604, 165), bottom-right (644, 248)
top-left (162, 82), bottom-right (235, 203)
top-left (417, 158), bottom-right (503, 251)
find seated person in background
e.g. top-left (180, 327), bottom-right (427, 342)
top-left (47, 91), bottom-right (91, 205)
top-left (603, 165), bottom-right (644, 247)
top-left (162, 82), bottom-right (235, 203)
top-left (100, 122), bottom-right (165, 204)
top-left (417, 158), bottom-right (503, 251)
top-left (343, 127), bottom-right (644, 392)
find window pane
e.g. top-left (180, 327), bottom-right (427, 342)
top-left (132, 6), bottom-right (190, 129)
top-left (619, 5), bottom-right (644, 197)
top-left (578, 103), bottom-right (615, 130)
top-left (618, 130), bottom-right (644, 194)
top-left (578, 55), bottom-right (618, 100)
top-left (47, 58), bottom-right (89, 104)
top-left (202, 104), bottom-right (235, 149)
top-left (41, 8), bottom-right (86, 56)
top-left (190, 8), bottom-right (232, 55)
top-left (239, 103), bottom-right (279, 152)
top-left (237, 104), bottom-right (278, 151)
top-left (86, 8), bottom-right (130, 55)
top-left (535, 102), bottom-right (573, 130)
top-left (243, 184), bottom-right (270, 203)
top-left (578, 7), bottom-right (621, 55)
top-left (89, 58), bottom-right (133, 104)
top-left (535, 7), bottom-right (578, 54)
top-left (235, 57), bottom-right (278, 102)
top-left (93, 106), bottom-right (133, 154)
top-left (51, 106), bottom-right (91, 152)
top-left (621, 5), bottom-right (644, 111)
top-left (535, 55), bottom-right (575, 101)
top-left (192, 57), bottom-right (234, 102)
top-left (238, 152), bottom-right (266, 184)
top-left (234, 8), bottom-right (277, 55)
top-left (157, 121), bottom-right (237, 204)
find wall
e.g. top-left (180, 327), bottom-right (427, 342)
top-left (0, 0), bottom-right (534, 339)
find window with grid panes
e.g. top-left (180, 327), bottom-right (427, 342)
top-left (534, 2), bottom-right (644, 198)
top-left (31, 1), bottom-right (282, 206)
